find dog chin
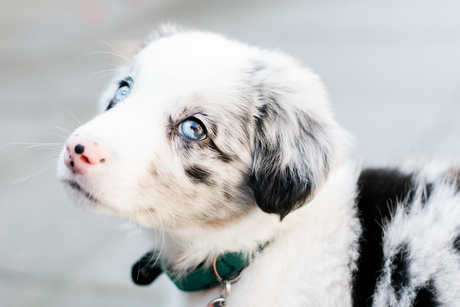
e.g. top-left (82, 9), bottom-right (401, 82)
top-left (64, 187), bottom-right (119, 218)
top-left (59, 175), bottom-right (110, 214)
top-left (65, 180), bottom-right (97, 202)
top-left (60, 178), bottom-right (168, 227)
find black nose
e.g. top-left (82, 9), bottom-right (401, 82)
top-left (75, 144), bottom-right (85, 154)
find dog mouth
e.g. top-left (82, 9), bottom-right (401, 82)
top-left (67, 180), bottom-right (98, 203)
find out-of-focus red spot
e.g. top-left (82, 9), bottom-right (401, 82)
top-left (77, 0), bottom-right (102, 24)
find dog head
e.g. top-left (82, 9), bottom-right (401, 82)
top-left (57, 26), bottom-right (349, 229)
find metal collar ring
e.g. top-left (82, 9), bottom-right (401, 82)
top-left (211, 255), bottom-right (244, 284)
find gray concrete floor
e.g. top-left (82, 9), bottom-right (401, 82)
top-left (1, 0), bottom-right (460, 306)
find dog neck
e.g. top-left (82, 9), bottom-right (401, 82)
top-left (162, 206), bottom-right (282, 273)
top-left (159, 163), bottom-right (357, 274)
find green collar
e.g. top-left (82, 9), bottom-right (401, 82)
top-left (162, 246), bottom-right (264, 292)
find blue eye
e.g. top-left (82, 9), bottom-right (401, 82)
top-left (179, 119), bottom-right (206, 141)
top-left (114, 85), bottom-right (130, 103)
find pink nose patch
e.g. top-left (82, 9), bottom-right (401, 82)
top-left (64, 135), bottom-right (105, 174)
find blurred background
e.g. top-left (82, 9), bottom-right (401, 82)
top-left (1, 0), bottom-right (460, 306)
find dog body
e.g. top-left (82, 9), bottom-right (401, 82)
top-left (57, 27), bottom-right (460, 306)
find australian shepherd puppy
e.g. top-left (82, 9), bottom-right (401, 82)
top-left (57, 26), bottom-right (460, 307)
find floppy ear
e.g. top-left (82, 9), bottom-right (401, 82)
top-left (250, 54), bottom-right (350, 220)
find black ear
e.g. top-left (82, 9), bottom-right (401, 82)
top-left (250, 56), bottom-right (349, 220)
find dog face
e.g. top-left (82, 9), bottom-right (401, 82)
top-left (57, 27), bottom-right (349, 229)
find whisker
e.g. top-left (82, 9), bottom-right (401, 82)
top-left (12, 159), bottom-right (57, 185)
top-left (47, 132), bottom-right (69, 141)
top-left (98, 62), bottom-right (124, 70)
top-left (47, 126), bottom-right (72, 137)
top-left (15, 160), bottom-right (58, 193)
top-left (97, 40), bottom-right (134, 65)
top-left (157, 195), bottom-right (176, 228)
top-left (44, 153), bottom-right (62, 159)
top-left (1, 141), bottom-right (61, 152)
top-left (12, 144), bottom-right (62, 159)
top-left (78, 51), bottom-right (131, 62)
top-left (140, 195), bottom-right (166, 272)
top-left (90, 71), bottom-right (119, 87)
top-left (80, 68), bottom-right (119, 86)
top-left (93, 237), bottom-right (116, 264)
top-left (66, 111), bottom-right (82, 126)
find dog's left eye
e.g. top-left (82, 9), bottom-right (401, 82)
top-left (114, 85), bottom-right (130, 103)
top-left (179, 118), bottom-right (206, 141)
top-left (106, 79), bottom-right (132, 111)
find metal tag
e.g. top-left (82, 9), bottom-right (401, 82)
top-left (207, 297), bottom-right (226, 307)
top-left (206, 256), bottom-right (244, 307)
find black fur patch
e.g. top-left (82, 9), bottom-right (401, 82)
top-left (132, 251), bottom-right (163, 286)
top-left (185, 165), bottom-right (212, 185)
top-left (208, 140), bottom-right (232, 163)
top-left (453, 234), bottom-right (460, 253)
top-left (413, 279), bottom-right (439, 307)
top-left (391, 244), bottom-right (410, 299)
top-left (454, 170), bottom-right (460, 192)
top-left (254, 102), bottom-right (268, 133)
top-left (352, 168), bottom-right (415, 307)
top-left (421, 183), bottom-right (433, 206)
top-left (251, 165), bottom-right (313, 220)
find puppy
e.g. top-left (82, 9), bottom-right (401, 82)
top-left (57, 26), bottom-right (460, 306)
